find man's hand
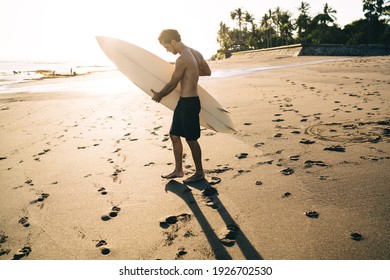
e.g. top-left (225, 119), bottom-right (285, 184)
top-left (151, 89), bottom-right (162, 103)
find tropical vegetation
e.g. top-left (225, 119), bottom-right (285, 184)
top-left (216, 0), bottom-right (390, 57)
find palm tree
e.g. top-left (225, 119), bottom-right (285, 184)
top-left (363, 0), bottom-right (389, 20)
top-left (313, 3), bottom-right (337, 26)
top-left (230, 8), bottom-right (244, 44)
top-left (244, 11), bottom-right (258, 49)
top-left (217, 22), bottom-right (233, 52)
top-left (261, 10), bottom-right (274, 48)
top-left (279, 11), bottom-right (294, 45)
top-left (296, 2), bottom-right (311, 43)
top-left (363, 0), bottom-right (389, 42)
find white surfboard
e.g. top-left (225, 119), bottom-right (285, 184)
top-left (96, 36), bottom-right (235, 133)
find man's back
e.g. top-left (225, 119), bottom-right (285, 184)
top-left (177, 47), bottom-right (200, 97)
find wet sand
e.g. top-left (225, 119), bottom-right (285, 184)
top-left (0, 53), bottom-right (389, 260)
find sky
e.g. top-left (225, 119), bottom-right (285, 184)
top-left (0, 0), bottom-right (365, 63)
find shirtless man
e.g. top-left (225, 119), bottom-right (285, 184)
top-left (151, 29), bottom-right (211, 184)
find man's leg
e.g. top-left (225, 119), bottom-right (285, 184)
top-left (162, 134), bottom-right (184, 179)
top-left (184, 139), bottom-right (205, 183)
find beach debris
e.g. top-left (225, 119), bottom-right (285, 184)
top-left (280, 167), bottom-right (294, 175)
top-left (305, 211), bottom-right (319, 218)
top-left (209, 176), bottom-right (221, 185)
top-left (300, 139), bottom-right (315, 144)
top-left (274, 133), bottom-right (283, 138)
top-left (324, 145), bottom-right (346, 152)
top-left (243, 122), bottom-right (252, 126)
top-left (350, 232), bottom-right (363, 241)
top-left (236, 153), bottom-right (248, 159)
top-left (282, 192), bottom-right (291, 198)
top-left (255, 180), bottom-right (263, 186)
top-left (0, 156), bottom-right (7, 160)
top-left (12, 247), bottom-right (32, 260)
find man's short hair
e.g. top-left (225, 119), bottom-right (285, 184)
top-left (158, 29), bottom-right (181, 44)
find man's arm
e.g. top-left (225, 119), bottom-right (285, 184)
top-left (198, 56), bottom-right (211, 76)
top-left (151, 57), bottom-right (186, 102)
top-left (190, 48), bottom-right (211, 76)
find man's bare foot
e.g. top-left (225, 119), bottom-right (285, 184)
top-left (183, 173), bottom-right (205, 184)
top-left (161, 171), bottom-right (184, 179)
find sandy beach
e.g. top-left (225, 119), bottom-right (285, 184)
top-left (0, 53), bottom-right (389, 260)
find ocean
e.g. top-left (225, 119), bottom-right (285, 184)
top-left (0, 60), bottom-right (135, 95)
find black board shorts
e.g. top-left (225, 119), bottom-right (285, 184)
top-left (170, 96), bottom-right (201, 141)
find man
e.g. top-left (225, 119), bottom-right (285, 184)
top-left (151, 29), bottom-right (211, 184)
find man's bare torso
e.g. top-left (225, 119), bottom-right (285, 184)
top-left (177, 47), bottom-right (201, 98)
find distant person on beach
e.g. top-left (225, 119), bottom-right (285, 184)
top-left (151, 29), bottom-right (211, 184)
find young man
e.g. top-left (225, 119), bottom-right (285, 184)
top-left (151, 29), bottom-right (211, 184)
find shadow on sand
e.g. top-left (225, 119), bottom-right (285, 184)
top-left (165, 179), bottom-right (262, 260)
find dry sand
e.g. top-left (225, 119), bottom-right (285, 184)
top-left (0, 53), bottom-right (389, 260)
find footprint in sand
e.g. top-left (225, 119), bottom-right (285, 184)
top-left (324, 145), bottom-right (346, 152)
top-left (30, 193), bottom-right (49, 204)
top-left (101, 206), bottom-right (121, 221)
top-left (98, 187), bottom-right (108, 195)
top-left (176, 248), bottom-right (188, 259)
top-left (18, 217), bottom-right (30, 228)
top-left (236, 153), bottom-right (248, 159)
top-left (12, 247), bottom-right (32, 260)
top-left (209, 177), bottom-right (221, 185)
top-left (290, 155), bottom-right (300, 161)
top-left (201, 187), bottom-right (219, 208)
top-left (95, 240), bottom-right (111, 255)
top-left (280, 168), bottom-right (294, 175)
top-left (159, 213), bottom-right (191, 229)
top-left (350, 232), bottom-right (363, 241)
top-left (282, 192), bottom-right (291, 198)
top-left (304, 160), bottom-right (328, 168)
top-left (300, 139), bottom-right (315, 144)
top-left (305, 211), bottom-right (319, 218)
top-left (220, 225), bottom-right (240, 247)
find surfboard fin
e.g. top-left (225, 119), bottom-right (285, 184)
top-left (217, 108), bottom-right (230, 114)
